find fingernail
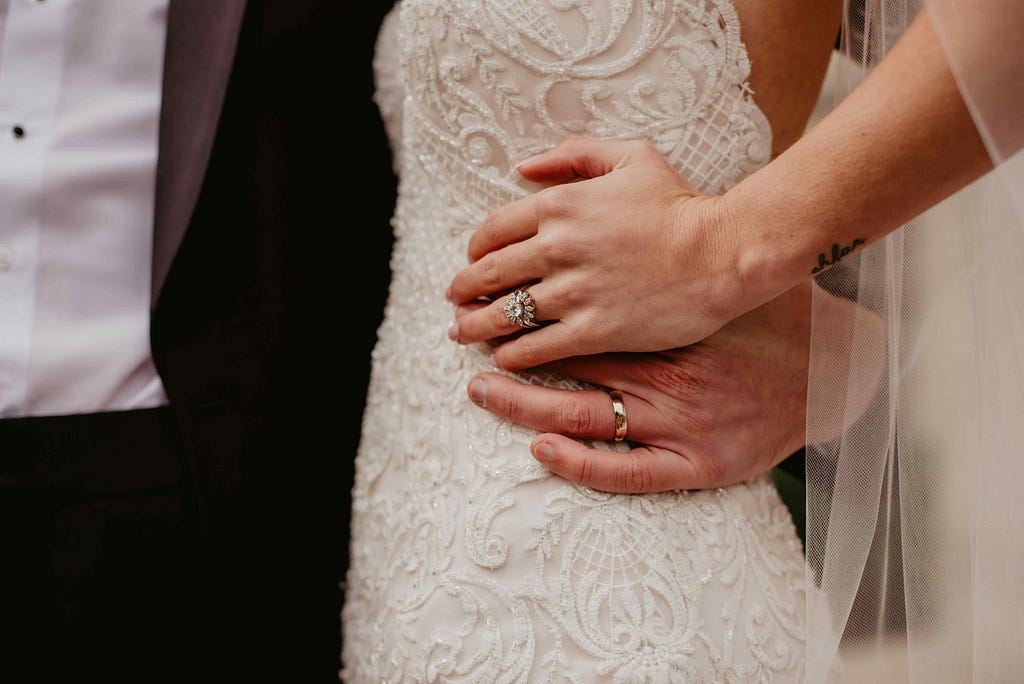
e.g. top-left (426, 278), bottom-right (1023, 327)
top-left (445, 286), bottom-right (453, 302)
top-left (488, 353), bottom-right (501, 369)
top-left (447, 323), bottom-right (459, 342)
top-left (515, 154), bottom-right (543, 173)
top-left (534, 443), bottom-right (555, 464)
top-left (468, 378), bottom-right (487, 408)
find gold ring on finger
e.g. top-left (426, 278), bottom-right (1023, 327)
top-left (608, 390), bottom-right (628, 442)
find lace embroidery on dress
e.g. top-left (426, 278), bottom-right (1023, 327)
top-left (345, 2), bottom-right (805, 682)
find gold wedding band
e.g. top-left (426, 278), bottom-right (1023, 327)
top-left (609, 390), bottom-right (628, 442)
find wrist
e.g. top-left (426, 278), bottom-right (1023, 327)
top-left (686, 194), bottom-right (753, 327)
top-left (709, 188), bottom-right (791, 321)
top-left (718, 175), bottom-right (823, 316)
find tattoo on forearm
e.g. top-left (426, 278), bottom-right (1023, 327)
top-left (811, 238), bottom-right (867, 274)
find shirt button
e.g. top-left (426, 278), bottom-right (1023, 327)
top-left (12, 125), bottom-right (25, 139)
top-left (0, 245), bottom-right (14, 272)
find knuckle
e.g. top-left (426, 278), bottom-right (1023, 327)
top-left (574, 452), bottom-right (603, 488)
top-left (542, 232), bottom-right (582, 266)
top-left (497, 385), bottom-right (528, 424)
top-left (534, 185), bottom-right (572, 220)
top-left (554, 395), bottom-right (598, 435)
top-left (532, 231), bottom-right (560, 263)
top-left (476, 253), bottom-right (504, 294)
top-left (616, 456), bottom-right (654, 493)
top-left (468, 211), bottom-right (498, 260)
top-left (478, 209), bottom-right (502, 241)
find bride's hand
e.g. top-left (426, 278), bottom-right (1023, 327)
top-left (446, 138), bottom-right (750, 371)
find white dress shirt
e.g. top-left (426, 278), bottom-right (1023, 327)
top-left (0, 0), bottom-right (170, 418)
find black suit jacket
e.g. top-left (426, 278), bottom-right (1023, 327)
top-left (148, 1), bottom-right (396, 679)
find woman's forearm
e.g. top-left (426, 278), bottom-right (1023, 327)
top-left (725, 9), bottom-right (992, 306)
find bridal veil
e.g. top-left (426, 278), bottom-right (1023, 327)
top-left (805, 1), bottom-right (1024, 681)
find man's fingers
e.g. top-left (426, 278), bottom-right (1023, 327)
top-left (466, 370), bottom-right (722, 493)
top-left (530, 435), bottom-right (702, 493)
top-left (468, 372), bottom-right (637, 441)
top-left (515, 138), bottom-right (635, 183)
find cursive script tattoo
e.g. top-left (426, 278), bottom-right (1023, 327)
top-left (811, 238), bottom-right (866, 274)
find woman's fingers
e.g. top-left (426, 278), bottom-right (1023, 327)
top-left (451, 140), bottom-right (633, 309)
top-left (447, 138), bottom-right (729, 369)
top-left (452, 286), bottom-right (598, 369)
top-left (515, 138), bottom-right (642, 184)
top-left (448, 240), bottom-right (545, 311)
top-left (465, 197), bottom-right (540, 267)
top-left (453, 139), bottom-right (643, 307)
top-left (452, 284), bottom-right (549, 342)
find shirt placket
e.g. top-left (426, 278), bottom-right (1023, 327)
top-left (0, 0), bottom-right (69, 415)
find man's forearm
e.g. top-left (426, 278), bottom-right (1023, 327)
top-left (724, 9), bottom-right (992, 309)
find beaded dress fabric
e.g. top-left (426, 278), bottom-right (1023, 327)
top-left (343, 2), bottom-right (806, 681)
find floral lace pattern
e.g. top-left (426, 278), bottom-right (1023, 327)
top-left (343, 2), bottom-right (804, 682)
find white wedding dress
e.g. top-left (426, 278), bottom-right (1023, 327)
top-left (343, 2), bottom-right (807, 681)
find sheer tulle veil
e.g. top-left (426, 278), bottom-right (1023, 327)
top-left (805, 1), bottom-right (1024, 681)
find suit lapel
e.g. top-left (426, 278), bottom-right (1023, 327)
top-left (152, 0), bottom-right (248, 306)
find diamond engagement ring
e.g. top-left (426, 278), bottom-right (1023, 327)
top-left (503, 288), bottom-right (539, 328)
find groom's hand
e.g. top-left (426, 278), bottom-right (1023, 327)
top-left (464, 282), bottom-right (834, 493)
